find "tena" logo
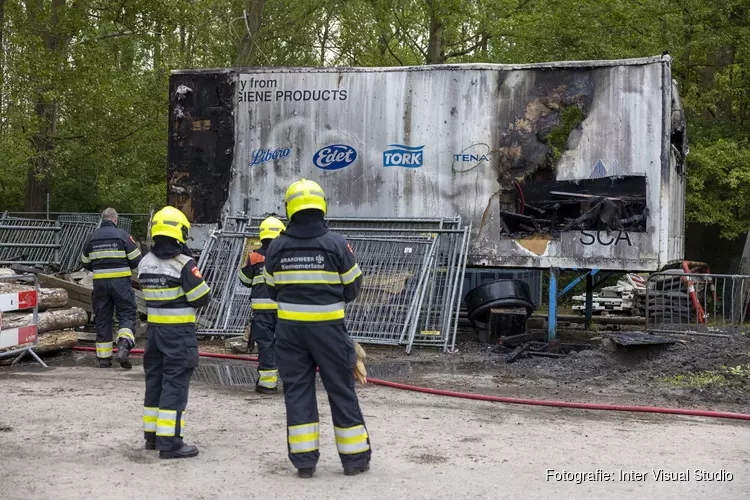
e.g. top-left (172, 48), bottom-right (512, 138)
top-left (383, 144), bottom-right (424, 168)
top-left (313, 144), bottom-right (357, 170)
top-left (249, 147), bottom-right (291, 166)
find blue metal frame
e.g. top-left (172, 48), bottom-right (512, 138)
top-left (547, 268), bottom-right (601, 341)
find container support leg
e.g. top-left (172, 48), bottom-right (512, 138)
top-left (548, 268), bottom-right (559, 341)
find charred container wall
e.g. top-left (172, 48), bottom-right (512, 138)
top-left (167, 72), bottom-right (235, 224)
top-left (168, 55), bottom-right (687, 271)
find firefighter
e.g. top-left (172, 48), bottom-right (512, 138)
top-left (264, 179), bottom-right (371, 478)
top-left (80, 208), bottom-right (142, 369)
top-left (238, 216), bottom-right (286, 394)
top-left (137, 206), bottom-right (211, 459)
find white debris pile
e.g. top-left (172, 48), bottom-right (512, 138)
top-left (572, 274), bottom-right (647, 316)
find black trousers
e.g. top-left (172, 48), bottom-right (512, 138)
top-left (253, 311), bottom-right (278, 389)
top-left (275, 320), bottom-right (371, 469)
top-left (142, 324), bottom-right (199, 451)
top-left (92, 277), bottom-right (137, 360)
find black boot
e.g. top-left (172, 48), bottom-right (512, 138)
top-left (298, 467), bottom-right (316, 478)
top-left (344, 463), bottom-right (370, 476)
top-left (255, 385), bottom-right (278, 395)
top-left (99, 359), bottom-right (112, 368)
top-left (159, 444), bottom-right (199, 459)
top-left (116, 340), bottom-right (132, 369)
top-left (145, 440), bottom-right (156, 450)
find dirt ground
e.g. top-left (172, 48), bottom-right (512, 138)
top-left (1, 353), bottom-right (750, 500)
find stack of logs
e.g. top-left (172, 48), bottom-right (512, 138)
top-left (0, 269), bottom-right (88, 360)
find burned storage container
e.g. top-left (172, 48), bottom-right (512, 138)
top-left (167, 55), bottom-right (686, 271)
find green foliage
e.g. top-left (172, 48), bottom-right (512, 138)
top-left (661, 359), bottom-right (750, 389)
top-left (0, 0), bottom-right (749, 235)
top-left (547, 106), bottom-right (584, 163)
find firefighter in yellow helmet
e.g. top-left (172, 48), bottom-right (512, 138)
top-left (238, 216), bottom-right (286, 394)
top-left (263, 179), bottom-right (371, 478)
top-left (137, 206), bottom-right (211, 459)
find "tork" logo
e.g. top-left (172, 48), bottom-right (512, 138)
top-left (383, 144), bottom-right (424, 168)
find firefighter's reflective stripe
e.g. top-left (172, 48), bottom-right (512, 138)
top-left (96, 341), bottom-right (113, 358)
top-left (263, 268), bottom-right (275, 286)
top-left (147, 307), bottom-right (197, 324)
top-left (239, 269), bottom-right (253, 285)
top-left (80, 254), bottom-right (91, 264)
top-left (92, 267), bottom-right (132, 279)
top-left (274, 270), bottom-right (341, 285)
top-left (277, 301), bottom-right (345, 322)
top-left (156, 409), bottom-right (185, 437)
top-left (334, 425), bottom-right (370, 454)
top-left (185, 282), bottom-right (210, 302)
top-left (252, 275), bottom-right (265, 286)
top-left (127, 248), bottom-right (142, 260)
top-left (90, 250), bottom-right (127, 259)
top-left (288, 423), bottom-right (320, 453)
top-left (142, 287), bottom-right (184, 301)
top-left (251, 298), bottom-right (278, 310)
top-left (116, 328), bottom-right (135, 343)
top-left (340, 264), bottom-right (362, 285)
top-left (143, 407), bottom-right (158, 433)
top-left (258, 369), bottom-right (279, 388)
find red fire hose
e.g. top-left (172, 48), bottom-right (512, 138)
top-left (71, 346), bottom-right (750, 422)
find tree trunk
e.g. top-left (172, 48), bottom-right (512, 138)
top-left (0, 0), bottom-right (5, 125)
top-left (426, 9), bottom-right (445, 64)
top-left (2, 307), bottom-right (88, 333)
top-left (236, 0), bottom-right (267, 66)
top-left (33, 330), bottom-right (78, 354)
top-left (0, 284), bottom-right (69, 310)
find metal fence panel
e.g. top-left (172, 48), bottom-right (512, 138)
top-left (0, 214), bottom-right (61, 269)
top-left (645, 271), bottom-right (750, 337)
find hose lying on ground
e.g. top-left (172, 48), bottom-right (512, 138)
top-left (70, 346), bottom-right (750, 422)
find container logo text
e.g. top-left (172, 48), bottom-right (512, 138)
top-left (313, 144), bottom-right (357, 170)
top-left (383, 144), bottom-right (424, 168)
top-left (249, 148), bottom-right (291, 167)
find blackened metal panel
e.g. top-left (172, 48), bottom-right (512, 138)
top-left (167, 73), bottom-right (236, 223)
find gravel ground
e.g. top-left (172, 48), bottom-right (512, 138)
top-left (1, 352), bottom-right (750, 500)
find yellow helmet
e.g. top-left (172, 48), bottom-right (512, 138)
top-left (259, 216), bottom-right (286, 241)
top-left (285, 178), bottom-right (326, 219)
top-left (151, 206), bottom-right (191, 243)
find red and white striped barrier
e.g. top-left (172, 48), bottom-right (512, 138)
top-left (0, 275), bottom-right (47, 367)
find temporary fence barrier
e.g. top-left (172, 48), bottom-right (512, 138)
top-left (195, 216), bottom-right (471, 352)
top-left (0, 213), bottom-right (61, 269)
top-left (0, 274), bottom-right (47, 367)
top-left (645, 271), bottom-right (750, 337)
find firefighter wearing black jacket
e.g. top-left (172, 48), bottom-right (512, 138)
top-left (238, 216), bottom-right (286, 394)
top-left (80, 208), bottom-right (142, 369)
top-left (264, 179), bottom-right (371, 479)
top-left (137, 206), bottom-right (211, 459)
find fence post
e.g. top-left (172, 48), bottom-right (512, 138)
top-left (548, 268), bottom-right (559, 341)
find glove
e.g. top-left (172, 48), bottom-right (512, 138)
top-left (353, 341), bottom-right (367, 385)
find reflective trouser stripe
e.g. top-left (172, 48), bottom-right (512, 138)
top-left (340, 264), bottom-right (363, 285)
top-left (251, 298), bottom-right (277, 310)
top-left (334, 425), bottom-right (370, 454)
top-left (147, 307), bottom-right (196, 324)
top-left (143, 407), bottom-right (158, 433)
top-left (258, 369), bottom-right (278, 388)
top-left (116, 328), bottom-right (135, 344)
top-left (156, 409), bottom-right (185, 437)
top-left (96, 341), bottom-right (113, 358)
top-left (277, 302), bottom-right (345, 322)
top-left (288, 423), bottom-right (320, 453)
top-left (93, 267), bottom-right (132, 279)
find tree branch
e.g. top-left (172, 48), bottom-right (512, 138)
top-left (444, 34), bottom-right (490, 59)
